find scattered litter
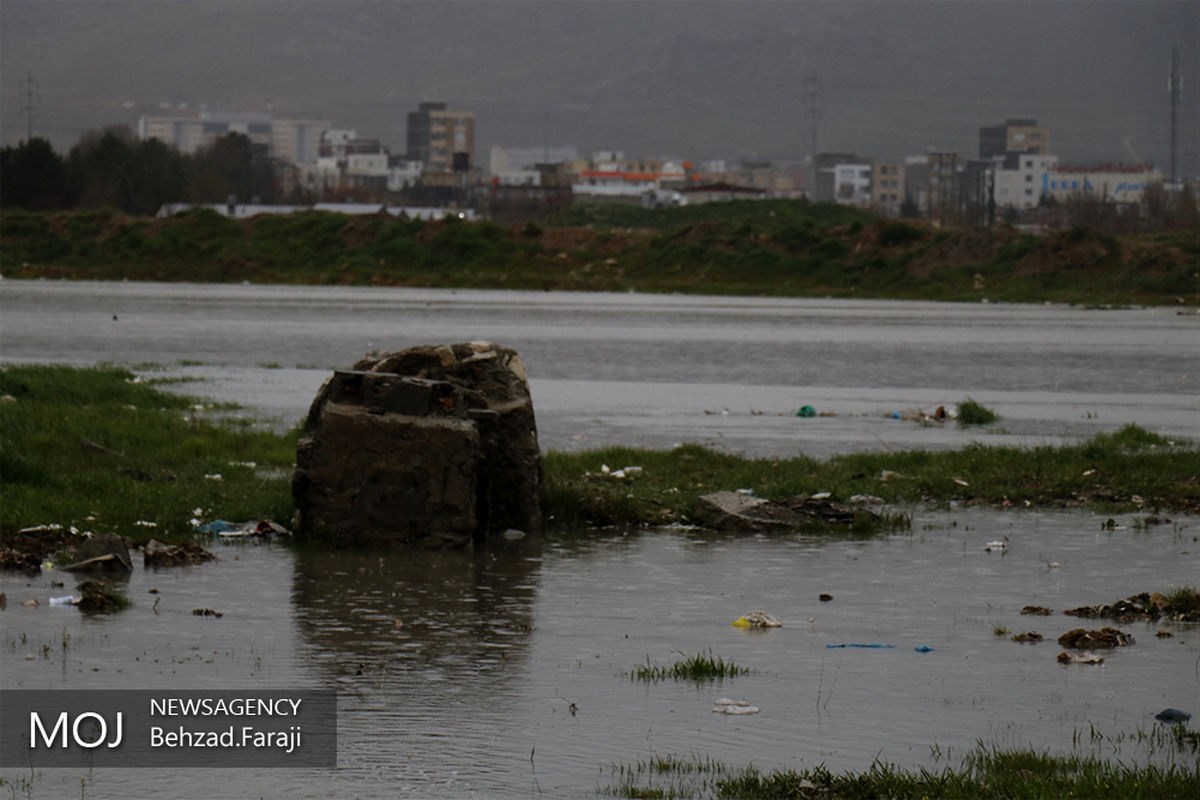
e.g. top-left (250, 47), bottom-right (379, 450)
top-left (1154, 708), bottom-right (1191, 724)
top-left (879, 470), bottom-right (902, 482)
top-left (818, 593), bottom-right (834, 602)
top-left (795, 405), bottom-right (816, 418)
top-left (732, 610), bottom-right (782, 628)
top-left (587, 464), bottom-right (643, 480)
top-left (1082, 468), bottom-right (1097, 477)
top-left (21, 598), bottom-right (39, 608)
top-left (914, 645), bottom-right (934, 653)
top-left (1057, 651), bottom-right (1104, 664)
top-left (1012, 632), bottom-right (1044, 643)
top-left (227, 461), bottom-right (257, 468)
top-left (502, 529), bottom-right (526, 541)
top-left (735, 488), bottom-right (756, 496)
top-left (1156, 630), bottom-right (1174, 638)
top-left (17, 524), bottom-right (66, 535)
top-left (712, 698), bottom-right (760, 715)
top-left (48, 595), bottom-right (79, 607)
top-left (134, 520), bottom-right (157, 528)
top-left (1021, 606), bottom-right (1053, 616)
top-left (810, 491), bottom-right (832, 500)
top-left (198, 520), bottom-right (290, 538)
top-left (953, 478), bottom-right (970, 487)
top-left (192, 608), bottom-right (224, 618)
top-left (985, 540), bottom-right (1007, 551)
top-left (203, 474), bottom-right (223, 481)
top-left (826, 642), bottom-right (894, 649)
top-left (849, 494), bottom-right (885, 505)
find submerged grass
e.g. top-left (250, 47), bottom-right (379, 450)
top-left (1, 365), bottom-right (1196, 548)
top-left (602, 736), bottom-right (1200, 799)
top-left (630, 650), bottom-right (749, 683)
top-left (957, 397), bottom-right (1000, 426)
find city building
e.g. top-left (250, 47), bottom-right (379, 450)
top-left (993, 153), bottom-right (1059, 212)
top-left (872, 163), bottom-right (905, 214)
top-left (406, 101), bottom-right (475, 171)
top-left (137, 111), bottom-right (328, 163)
top-left (979, 118), bottom-right (1050, 159)
top-left (926, 151), bottom-right (963, 222)
top-left (833, 163), bottom-right (873, 206)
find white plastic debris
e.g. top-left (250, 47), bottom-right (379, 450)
top-left (712, 698), bottom-right (760, 715)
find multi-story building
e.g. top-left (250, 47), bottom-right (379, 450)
top-left (993, 153), bottom-right (1059, 212)
top-left (833, 163), bottom-right (873, 206)
top-left (979, 118), bottom-right (1050, 159)
top-left (926, 151), bottom-right (963, 222)
top-left (137, 111), bottom-right (327, 163)
top-left (406, 101), bottom-right (475, 170)
top-left (872, 163), bottom-right (905, 215)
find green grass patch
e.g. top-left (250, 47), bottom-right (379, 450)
top-left (630, 650), bottom-right (749, 683)
top-left (958, 397), bottom-right (1000, 426)
top-left (602, 736), bottom-right (1200, 799)
top-left (2, 367), bottom-right (1196, 551)
top-left (544, 425), bottom-right (1198, 528)
top-left (0, 364), bottom-right (298, 544)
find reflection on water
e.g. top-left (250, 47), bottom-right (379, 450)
top-left (2, 510), bottom-right (1197, 798)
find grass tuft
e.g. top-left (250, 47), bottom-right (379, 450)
top-left (958, 397), bottom-right (999, 425)
top-left (630, 650), bottom-right (749, 682)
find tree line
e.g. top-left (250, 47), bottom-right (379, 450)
top-left (0, 125), bottom-right (278, 215)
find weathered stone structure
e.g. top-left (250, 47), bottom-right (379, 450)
top-left (292, 342), bottom-right (542, 547)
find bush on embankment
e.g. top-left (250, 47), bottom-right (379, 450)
top-left (1, 201), bottom-right (1196, 306)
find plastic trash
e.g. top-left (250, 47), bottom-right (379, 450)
top-left (732, 610), bottom-right (782, 628)
top-left (48, 595), bottom-right (78, 606)
top-left (795, 405), bottom-right (816, 418)
top-left (914, 645), bottom-right (934, 653)
top-left (712, 698), bottom-right (759, 715)
top-left (826, 642), bottom-right (894, 649)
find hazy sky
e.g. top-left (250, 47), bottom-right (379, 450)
top-left (2, 0), bottom-right (1196, 177)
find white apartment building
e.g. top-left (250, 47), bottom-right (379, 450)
top-left (994, 154), bottom-right (1059, 211)
top-left (833, 163), bottom-right (873, 207)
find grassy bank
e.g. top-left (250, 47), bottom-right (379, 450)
top-left (1, 365), bottom-right (1196, 549)
top-left (2, 202), bottom-right (1196, 306)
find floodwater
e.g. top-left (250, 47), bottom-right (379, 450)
top-left (1, 281), bottom-right (1198, 798)
top-left (1, 280), bottom-right (1197, 456)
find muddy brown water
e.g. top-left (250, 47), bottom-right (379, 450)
top-left (1, 281), bottom-right (1198, 797)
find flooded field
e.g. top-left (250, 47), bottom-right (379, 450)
top-left (1, 280), bottom-right (1197, 457)
top-left (2, 509), bottom-right (1198, 798)
top-left (1, 281), bottom-right (1198, 797)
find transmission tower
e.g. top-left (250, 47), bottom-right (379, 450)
top-left (803, 72), bottom-right (820, 193)
top-left (1168, 47), bottom-right (1180, 186)
top-left (19, 70), bottom-right (38, 141)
